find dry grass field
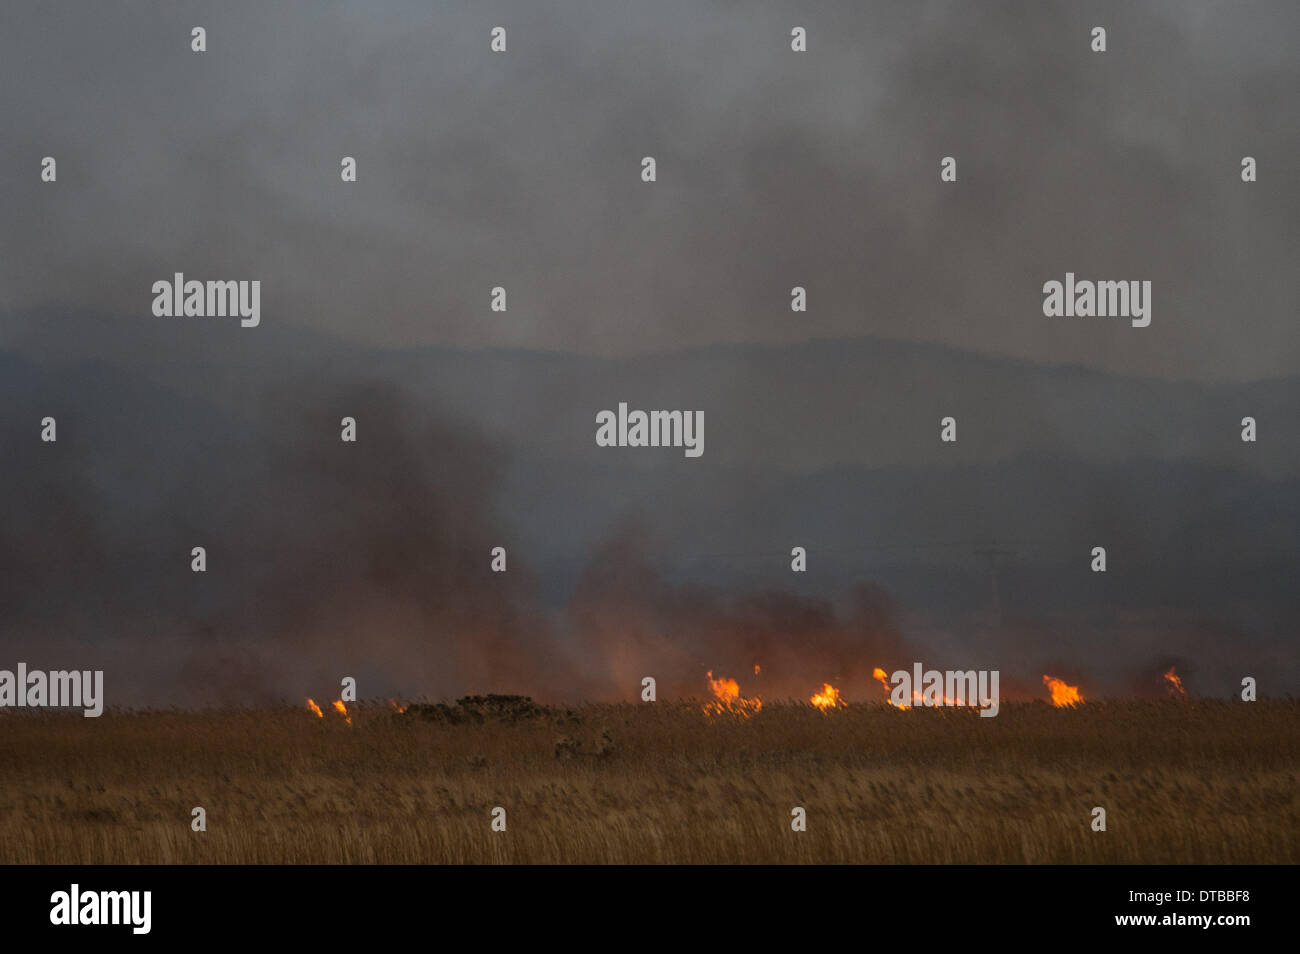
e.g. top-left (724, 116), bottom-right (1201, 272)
top-left (0, 697), bottom-right (1295, 864)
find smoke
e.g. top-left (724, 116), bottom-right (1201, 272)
top-left (4, 307), bottom-right (1299, 705)
top-left (1, 353), bottom-right (917, 707)
top-left (0, 356), bottom-right (565, 705)
top-left (1, 2), bottom-right (1297, 380)
top-left (0, 351), bottom-right (1007, 705)
top-left (1, 2), bottom-right (1297, 705)
top-left (567, 520), bottom-right (911, 701)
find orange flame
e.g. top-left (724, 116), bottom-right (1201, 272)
top-left (706, 671), bottom-right (740, 703)
top-left (703, 670), bottom-right (762, 718)
top-left (810, 683), bottom-right (845, 711)
top-left (388, 699), bottom-right (407, 714)
top-left (873, 667), bottom-right (909, 709)
top-left (868, 667), bottom-right (975, 707)
top-left (306, 698), bottom-right (323, 718)
top-left (1043, 675), bottom-right (1083, 707)
top-left (332, 699), bottom-right (352, 725)
top-left (753, 664), bottom-right (761, 675)
top-left (1164, 667), bottom-right (1186, 698)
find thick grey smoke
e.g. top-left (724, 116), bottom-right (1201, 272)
top-left (0, 355), bottom-right (563, 704)
top-left (5, 315), bottom-right (1296, 703)
top-left (1, 1), bottom-right (1296, 378)
top-left (1, 2), bottom-right (1297, 704)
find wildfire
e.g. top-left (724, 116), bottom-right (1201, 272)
top-left (707, 671), bottom-right (740, 703)
top-left (1164, 667), bottom-right (1187, 698)
top-left (703, 670), bottom-right (762, 718)
top-left (1043, 675), bottom-right (1083, 708)
top-left (873, 667), bottom-right (909, 709)
top-left (306, 697), bottom-right (353, 724)
top-left (389, 699), bottom-right (407, 714)
top-left (753, 664), bottom-right (761, 675)
top-left (810, 683), bottom-right (845, 711)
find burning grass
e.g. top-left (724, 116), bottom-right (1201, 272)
top-left (1043, 675), bottom-right (1083, 708)
top-left (0, 698), bottom-right (1295, 864)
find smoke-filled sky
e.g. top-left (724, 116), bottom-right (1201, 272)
top-left (1, 1), bottom-right (1297, 705)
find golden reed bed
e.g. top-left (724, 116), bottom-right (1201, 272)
top-left (1, 699), bottom-right (1295, 864)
